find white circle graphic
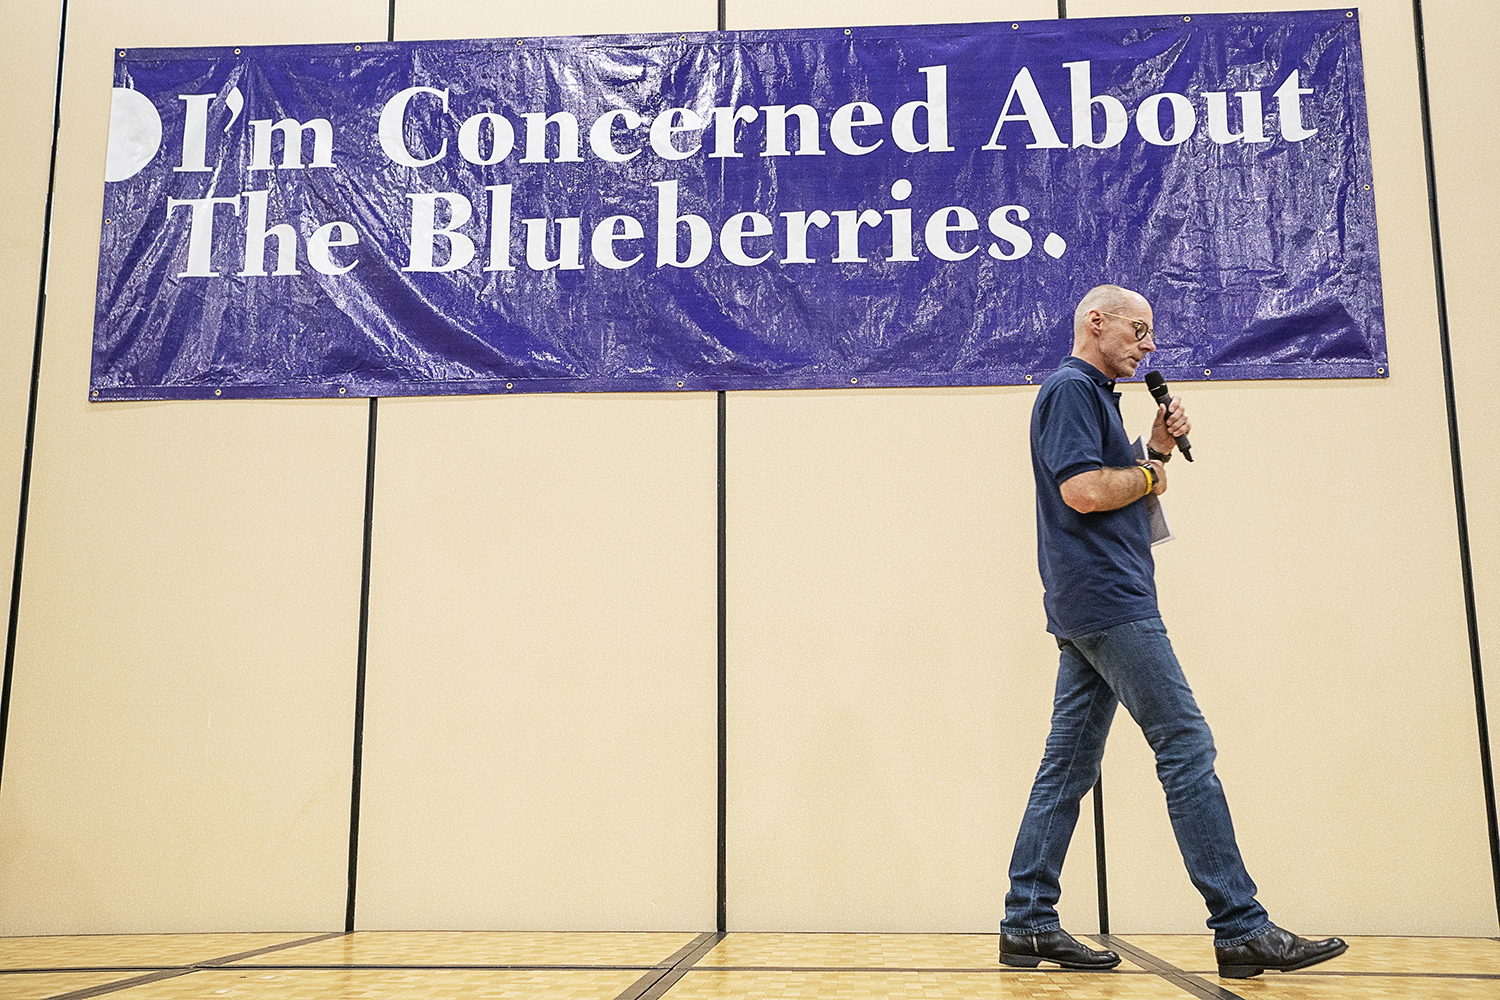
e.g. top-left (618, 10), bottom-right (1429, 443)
top-left (105, 87), bottom-right (162, 182)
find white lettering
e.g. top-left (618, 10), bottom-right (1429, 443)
top-left (1136, 92), bottom-right (1196, 146)
top-left (1274, 71), bottom-right (1317, 141)
top-left (831, 209), bottom-right (883, 263)
top-left (649, 108), bottom-right (705, 161)
top-left (761, 105), bottom-right (824, 156)
top-left (1204, 91), bottom-right (1268, 144)
top-left (780, 210), bottom-right (831, 263)
top-left (379, 87), bottom-right (449, 167)
top-left (986, 205), bottom-right (1032, 260)
top-left (588, 108), bottom-right (644, 162)
top-left (592, 215), bottom-right (644, 269)
top-left (924, 206), bottom-right (979, 261)
top-left (308, 221), bottom-right (359, 275)
top-left (238, 190), bottom-right (299, 276)
top-left (249, 117), bottom-right (334, 169)
top-left (830, 102), bottom-right (883, 156)
top-left (1065, 61), bottom-right (1127, 149)
top-left (892, 66), bottom-right (953, 153)
top-left (167, 195), bottom-right (240, 277)
top-left (709, 105), bottom-right (759, 158)
top-left (405, 192), bottom-right (474, 272)
top-left (983, 67), bottom-right (1065, 150)
top-left (176, 94), bottom-right (214, 172)
top-left (719, 212), bottom-right (774, 266)
top-left (654, 180), bottom-right (711, 268)
top-left (484, 185), bottom-right (514, 272)
top-left (458, 112), bottom-right (515, 165)
top-left (523, 217), bottom-right (583, 270)
top-left (521, 111), bottom-right (582, 163)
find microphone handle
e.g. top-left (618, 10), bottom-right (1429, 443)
top-left (1149, 389), bottom-right (1194, 461)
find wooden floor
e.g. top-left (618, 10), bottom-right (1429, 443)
top-left (1, 932), bottom-right (1497, 1000)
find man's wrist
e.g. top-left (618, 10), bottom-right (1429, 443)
top-left (1147, 444), bottom-right (1172, 463)
top-left (1139, 464), bottom-right (1157, 496)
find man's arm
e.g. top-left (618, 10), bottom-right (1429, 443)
top-left (1059, 460), bottom-right (1166, 513)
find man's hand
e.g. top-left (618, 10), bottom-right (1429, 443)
top-left (1149, 395), bottom-right (1190, 456)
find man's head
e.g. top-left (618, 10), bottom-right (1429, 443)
top-left (1072, 285), bottom-right (1155, 380)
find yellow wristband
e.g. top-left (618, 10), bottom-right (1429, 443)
top-left (1141, 465), bottom-right (1155, 496)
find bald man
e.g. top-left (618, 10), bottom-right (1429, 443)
top-left (998, 285), bottom-right (1347, 979)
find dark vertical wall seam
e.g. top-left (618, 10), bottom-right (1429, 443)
top-left (345, 396), bottom-right (378, 933)
top-left (0, 0), bottom-right (69, 799)
top-left (716, 0), bottom-right (729, 941)
top-left (343, 0), bottom-right (397, 938)
top-left (717, 389), bottom-right (727, 934)
top-left (1411, 0), bottom-right (1500, 927)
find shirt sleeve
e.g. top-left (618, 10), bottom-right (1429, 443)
top-left (1036, 377), bottom-right (1105, 487)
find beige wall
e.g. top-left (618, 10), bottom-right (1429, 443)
top-left (1430, 0), bottom-right (1500, 877)
top-left (0, 0), bottom-right (390, 934)
top-left (0, 2), bottom-right (61, 696)
top-left (1, 0), bottom-right (1496, 937)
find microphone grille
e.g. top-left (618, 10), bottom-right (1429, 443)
top-left (1144, 371), bottom-right (1166, 391)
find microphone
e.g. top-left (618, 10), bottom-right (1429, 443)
top-left (1143, 371), bottom-right (1193, 462)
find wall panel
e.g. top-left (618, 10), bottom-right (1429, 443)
top-left (1066, 0), bottom-right (1494, 936)
top-left (353, 0), bottom-right (720, 932)
top-left (722, 0), bottom-right (1083, 934)
top-left (0, 0), bottom-right (388, 935)
top-left (1427, 0), bottom-right (1500, 923)
top-left (0, 0), bottom-right (61, 708)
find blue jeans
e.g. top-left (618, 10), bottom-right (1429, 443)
top-left (1002, 617), bottom-right (1270, 946)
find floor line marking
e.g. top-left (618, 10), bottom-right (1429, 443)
top-left (622, 932), bottom-right (726, 1000)
top-left (1100, 935), bottom-right (1246, 1000)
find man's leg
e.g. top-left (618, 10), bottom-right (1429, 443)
top-left (1002, 639), bottom-right (1118, 935)
top-left (1071, 617), bottom-right (1269, 945)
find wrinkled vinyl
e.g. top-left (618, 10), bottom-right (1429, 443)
top-left (92, 11), bottom-right (1385, 400)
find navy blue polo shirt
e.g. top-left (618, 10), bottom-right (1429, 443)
top-left (1032, 357), bottom-right (1158, 638)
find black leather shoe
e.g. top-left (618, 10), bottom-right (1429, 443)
top-left (1215, 925), bottom-right (1347, 978)
top-left (1000, 930), bottom-right (1121, 970)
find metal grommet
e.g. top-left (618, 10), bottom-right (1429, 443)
top-left (850, 377), bottom-right (858, 384)
top-left (354, 45), bottom-right (361, 51)
top-left (92, 390), bottom-right (100, 398)
top-left (118, 50), bottom-right (126, 57)
top-left (515, 39), bottom-right (523, 46)
top-left (844, 29), bottom-right (852, 36)
top-left (338, 387), bottom-right (346, 395)
top-left (1025, 374), bottom-right (1033, 383)
top-left (104, 218), bottom-right (112, 225)
top-left (506, 382), bottom-right (514, 390)
top-left (1377, 367), bottom-right (1386, 375)
top-left (1347, 11), bottom-right (1354, 17)
top-left (1012, 24), bottom-right (1019, 30)
top-left (214, 389), bottom-right (222, 397)
top-left (1203, 369), bottom-right (1211, 377)
top-left (677, 380), bottom-right (685, 388)
top-left (1183, 16), bottom-right (1191, 22)
top-left (1364, 184), bottom-right (1371, 191)
top-left (680, 34), bottom-right (687, 41)
top-left (234, 48), bottom-right (241, 54)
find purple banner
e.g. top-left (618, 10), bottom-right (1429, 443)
top-left (92, 10), bottom-right (1384, 400)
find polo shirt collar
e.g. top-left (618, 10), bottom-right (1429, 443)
top-left (1062, 356), bottom-right (1114, 390)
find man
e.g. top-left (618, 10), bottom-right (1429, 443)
top-left (998, 285), bottom-right (1347, 979)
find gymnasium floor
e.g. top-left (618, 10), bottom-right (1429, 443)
top-left (1, 931), bottom-right (1497, 1000)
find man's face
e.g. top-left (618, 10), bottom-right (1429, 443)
top-left (1092, 300), bottom-right (1156, 380)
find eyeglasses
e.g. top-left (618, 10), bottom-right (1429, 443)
top-left (1095, 310), bottom-right (1154, 342)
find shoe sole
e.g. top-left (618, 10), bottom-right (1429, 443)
top-left (1218, 942), bottom-right (1348, 979)
top-left (999, 953), bottom-right (1121, 971)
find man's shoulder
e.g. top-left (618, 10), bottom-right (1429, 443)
top-left (1036, 364), bottom-right (1100, 407)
